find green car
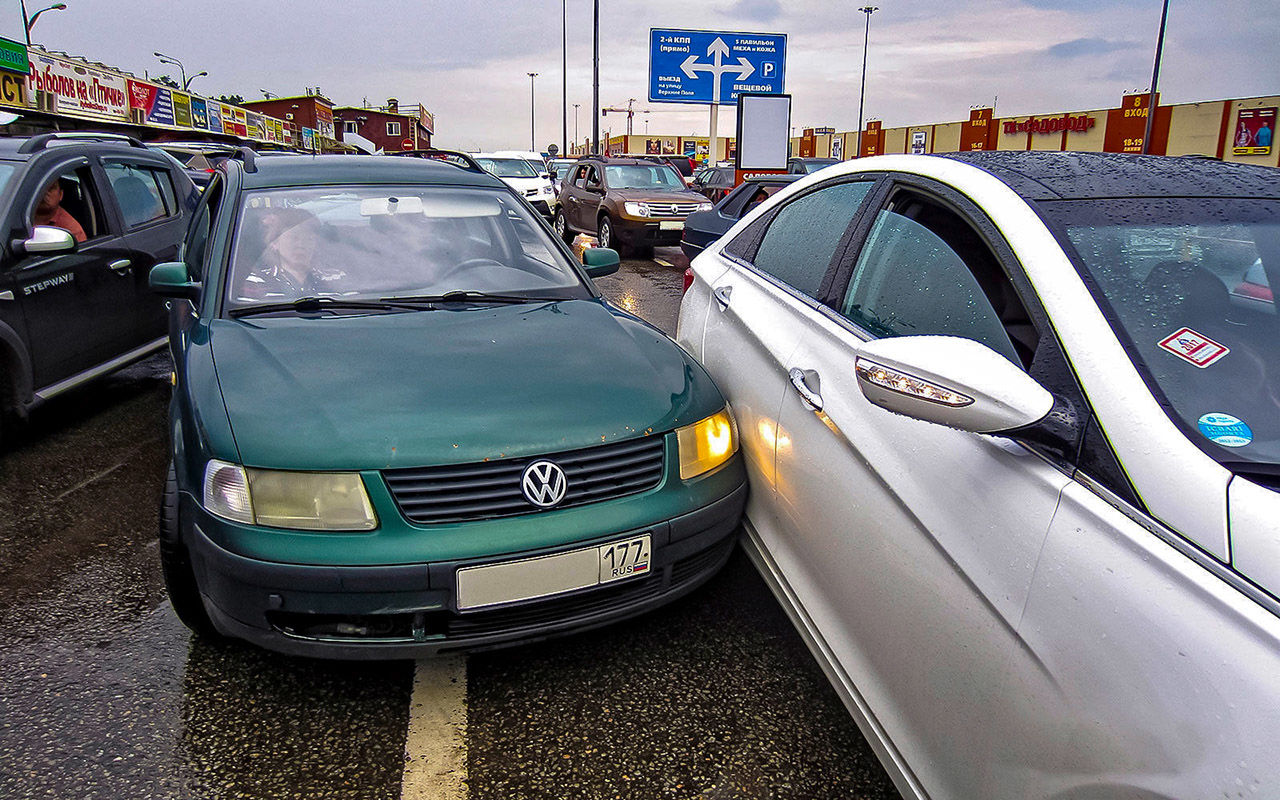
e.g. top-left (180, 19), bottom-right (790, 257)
top-left (150, 151), bottom-right (746, 659)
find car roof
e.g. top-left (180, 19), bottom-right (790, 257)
top-left (938, 151), bottom-right (1280, 200)
top-left (236, 154), bottom-right (508, 190)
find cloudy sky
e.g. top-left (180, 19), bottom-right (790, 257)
top-left (6, 0), bottom-right (1277, 150)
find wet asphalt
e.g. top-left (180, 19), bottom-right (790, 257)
top-left (0, 248), bottom-right (899, 799)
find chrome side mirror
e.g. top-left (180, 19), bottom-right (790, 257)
top-left (15, 225), bottom-right (75, 254)
top-left (854, 335), bottom-right (1053, 434)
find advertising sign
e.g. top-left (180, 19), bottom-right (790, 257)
top-left (830, 135), bottom-right (843, 160)
top-left (0, 37), bottom-right (28, 74)
top-left (0, 70), bottom-right (25, 107)
top-left (219, 103), bottom-right (235, 135)
top-left (172, 91), bottom-right (192, 128)
top-left (301, 127), bottom-right (315, 150)
top-left (247, 112), bottom-right (265, 140)
top-left (1233, 107), bottom-right (1276, 156)
top-left (649, 28), bottom-right (786, 105)
top-left (30, 51), bottom-right (129, 121)
top-left (127, 80), bottom-right (175, 126)
top-left (190, 97), bottom-right (208, 130)
top-left (206, 101), bottom-right (221, 133)
top-left (910, 130), bottom-right (928, 154)
top-left (233, 106), bottom-right (248, 137)
top-left (735, 92), bottom-right (790, 171)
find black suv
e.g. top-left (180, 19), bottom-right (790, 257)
top-left (0, 133), bottom-right (198, 446)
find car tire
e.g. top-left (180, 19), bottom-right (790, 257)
top-left (555, 209), bottom-right (573, 243)
top-left (160, 460), bottom-right (220, 638)
top-left (599, 214), bottom-right (628, 256)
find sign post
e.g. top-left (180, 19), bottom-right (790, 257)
top-left (649, 28), bottom-right (786, 164)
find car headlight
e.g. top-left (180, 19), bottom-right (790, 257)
top-left (624, 201), bottom-right (651, 217)
top-left (676, 407), bottom-right (738, 480)
top-left (696, 202), bottom-right (713, 211)
top-left (202, 459), bottom-right (378, 531)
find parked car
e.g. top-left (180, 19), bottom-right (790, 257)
top-left (677, 150), bottom-right (1280, 798)
top-left (688, 166), bottom-right (736, 203)
top-left (474, 152), bottom-right (558, 216)
top-left (554, 156), bottom-right (711, 256)
top-left (492, 150), bottom-right (549, 174)
top-left (680, 175), bottom-right (799, 261)
top-left (0, 132), bottom-right (198, 447)
top-left (786, 156), bottom-right (839, 174)
top-left (149, 152), bottom-right (746, 658)
top-left (153, 141), bottom-right (240, 188)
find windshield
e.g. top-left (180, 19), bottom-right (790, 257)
top-left (477, 157), bottom-right (538, 178)
top-left (1042, 197), bottom-right (1280, 468)
top-left (549, 159), bottom-right (576, 174)
top-left (604, 164), bottom-right (685, 190)
top-left (224, 185), bottom-right (587, 313)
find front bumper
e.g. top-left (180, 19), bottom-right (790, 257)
top-left (614, 219), bottom-right (687, 247)
top-left (184, 472), bottom-right (746, 660)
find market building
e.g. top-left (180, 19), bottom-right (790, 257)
top-left (332, 99), bottom-right (434, 153)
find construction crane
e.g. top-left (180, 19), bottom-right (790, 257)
top-left (601, 99), bottom-right (687, 137)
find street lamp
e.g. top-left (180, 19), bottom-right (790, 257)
top-left (527, 72), bottom-right (538, 152)
top-left (856, 6), bottom-right (878, 159)
top-left (1141, 0), bottom-right (1170, 155)
top-left (185, 71), bottom-right (207, 91)
top-left (260, 89), bottom-right (277, 99)
top-left (573, 103), bottom-right (581, 152)
top-left (154, 51), bottom-right (205, 91)
top-left (561, 0), bottom-right (567, 155)
top-left (21, 1), bottom-right (66, 46)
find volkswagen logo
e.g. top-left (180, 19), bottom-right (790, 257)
top-left (521, 460), bottom-right (568, 507)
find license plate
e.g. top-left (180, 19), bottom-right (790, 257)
top-left (659, 220), bottom-right (684, 230)
top-left (456, 534), bottom-right (652, 611)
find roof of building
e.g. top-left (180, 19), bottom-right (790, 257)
top-left (940, 151), bottom-right (1280, 200)
top-left (236, 154), bottom-right (504, 190)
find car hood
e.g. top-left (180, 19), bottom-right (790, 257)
top-left (209, 299), bottom-right (723, 470)
top-left (610, 188), bottom-right (708, 204)
top-left (500, 176), bottom-right (551, 191)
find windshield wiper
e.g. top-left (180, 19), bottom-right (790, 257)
top-left (228, 296), bottom-right (428, 318)
top-left (382, 290), bottom-right (573, 305)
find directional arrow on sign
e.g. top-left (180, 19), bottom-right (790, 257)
top-left (679, 36), bottom-right (755, 103)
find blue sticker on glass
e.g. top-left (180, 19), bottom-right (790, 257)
top-left (1197, 413), bottom-right (1253, 448)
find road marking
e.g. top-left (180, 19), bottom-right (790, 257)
top-left (403, 656), bottom-right (468, 799)
top-left (654, 258), bottom-right (672, 267)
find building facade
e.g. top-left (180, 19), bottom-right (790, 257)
top-left (333, 99), bottom-right (433, 153)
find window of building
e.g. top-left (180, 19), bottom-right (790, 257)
top-left (386, 121), bottom-right (402, 137)
top-left (344, 121), bottom-right (359, 134)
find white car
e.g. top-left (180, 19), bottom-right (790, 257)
top-left (473, 152), bottom-right (557, 216)
top-left (677, 151), bottom-right (1280, 799)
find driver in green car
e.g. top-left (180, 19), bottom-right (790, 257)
top-left (238, 207), bottom-right (346, 300)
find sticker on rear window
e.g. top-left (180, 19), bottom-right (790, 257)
top-left (1197, 413), bottom-right (1253, 448)
top-left (1158, 327), bottom-right (1229, 368)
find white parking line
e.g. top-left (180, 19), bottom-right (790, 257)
top-left (403, 656), bottom-right (468, 800)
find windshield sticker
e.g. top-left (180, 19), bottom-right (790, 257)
top-left (1158, 327), bottom-right (1229, 368)
top-left (1198, 413), bottom-right (1254, 448)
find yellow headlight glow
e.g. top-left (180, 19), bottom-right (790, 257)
top-left (676, 407), bottom-right (739, 480)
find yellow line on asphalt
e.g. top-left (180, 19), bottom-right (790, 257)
top-left (654, 258), bottom-right (672, 267)
top-left (403, 656), bottom-right (468, 799)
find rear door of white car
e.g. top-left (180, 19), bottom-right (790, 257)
top-left (769, 176), bottom-right (1081, 796)
top-left (686, 178), bottom-right (879, 540)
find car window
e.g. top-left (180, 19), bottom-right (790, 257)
top-left (183, 175), bottom-right (223, 279)
top-left (602, 165), bottom-right (684, 190)
top-left (839, 192), bottom-right (1023, 365)
top-left (748, 180), bottom-right (875, 297)
top-left (29, 166), bottom-right (102, 242)
top-left (225, 185), bottom-right (587, 310)
top-left (476, 158), bottom-right (538, 178)
top-left (103, 162), bottom-right (175, 228)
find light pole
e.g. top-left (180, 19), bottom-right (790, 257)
top-left (1141, 0), bottom-right (1170, 155)
top-left (573, 103), bottom-right (581, 152)
top-left (185, 71), bottom-right (207, 91)
top-left (527, 72), bottom-right (538, 152)
top-left (591, 0), bottom-right (599, 154)
top-left (561, 0), bottom-right (567, 155)
top-left (856, 6), bottom-right (878, 159)
top-left (154, 51), bottom-right (205, 91)
top-left (22, 1), bottom-right (66, 46)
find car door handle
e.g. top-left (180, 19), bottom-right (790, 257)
top-left (713, 285), bottom-right (732, 309)
top-left (789, 368), bottom-right (824, 412)
top-left (108, 259), bottom-right (132, 274)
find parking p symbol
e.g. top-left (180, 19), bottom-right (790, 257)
top-left (762, 62), bottom-right (776, 78)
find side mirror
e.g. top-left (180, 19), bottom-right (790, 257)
top-left (149, 261), bottom-right (202, 300)
top-left (582, 247), bottom-right (620, 278)
top-left (853, 335), bottom-right (1053, 434)
top-left (15, 225), bottom-right (75, 255)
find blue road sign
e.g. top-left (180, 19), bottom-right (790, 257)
top-left (649, 28), bottom-right (786, 106)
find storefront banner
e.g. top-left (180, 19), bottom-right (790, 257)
top-left (0, 38), bottom-right (28, 74)
top-left (220, 103), bottom-right (236, 135)
top-left (190, 97), bottom-right (208, 130)
top-left (172, 91), bottom-right (192, 128)
top-left (31, 52), bottom-right (129, 121)
top-left (0, 70), bottom-right (26, 107)
top-left (127, 79), bottom-right (174, 126)
top-left (301, 127), bottom-right (315, 150)
top-left (247, 112), bottom-right (266, 140)
top-left (206, 101), bottom-right (222, 133)
top-left (1233, 108), bottom-right (1276, 156)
